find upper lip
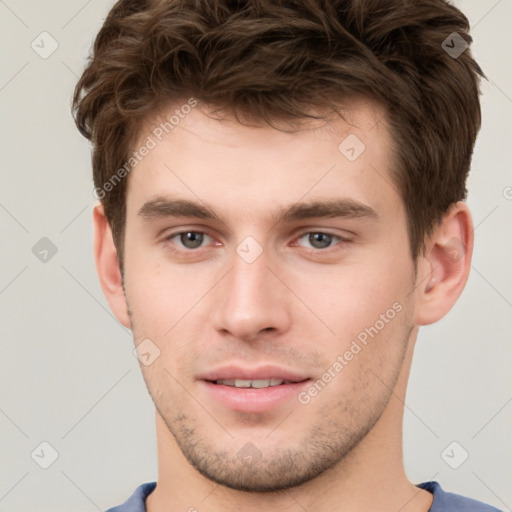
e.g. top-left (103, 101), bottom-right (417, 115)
top-left (198, 364), bottom-right (310, 383)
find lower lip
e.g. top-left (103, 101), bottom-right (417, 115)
top-left (200, 380), bottom-right (311, 413)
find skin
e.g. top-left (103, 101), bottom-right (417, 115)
top-left (94, 97), bottom-right (474, 512)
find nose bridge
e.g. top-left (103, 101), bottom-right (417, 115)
top-left (231, 244), bottom-right (270, 305)
top-left (212, 238), bottom-right (290, 340)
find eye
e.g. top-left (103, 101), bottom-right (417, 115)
top-left (163, 229), bottom-right (348, 254)
top-left (165, 231), bottom-right (213, 250)
top-left (296, 231), bottom-right (345, 250)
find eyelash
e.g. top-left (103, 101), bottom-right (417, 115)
top-left (163, 230), bottom-right (350, 253)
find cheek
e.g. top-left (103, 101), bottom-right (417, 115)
top-left (290, 257), bottom-right (414, 398)
top-left (290, 254), bottom-right (412, 336)
top-left (307, 302), bottom-right (413, 419)
top-left (123, 248), bottom-right (207, 336)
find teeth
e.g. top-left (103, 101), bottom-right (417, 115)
top-left (215, 378), bottom-right (286, 388)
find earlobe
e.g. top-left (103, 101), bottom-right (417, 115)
top-left (93, 203), bottom-right (132, 329)
top-left (414, 202), bottom-right (474, 326)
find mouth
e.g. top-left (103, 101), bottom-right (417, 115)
top-left (200, 379), bottom-right (311, 414)
top-left (198, 366), bottom-right (312, 413)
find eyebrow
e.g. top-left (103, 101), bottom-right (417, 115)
top-left (137, 196), bottom-right (378, 225)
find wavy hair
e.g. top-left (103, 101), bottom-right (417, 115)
top-left (73, 0), bottom-right (485, 269)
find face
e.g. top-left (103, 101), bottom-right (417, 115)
top-left (121, 98), bottom-right (418, 491)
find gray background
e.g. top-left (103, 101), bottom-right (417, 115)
top-left (0, 1), bottom-right (511, 510)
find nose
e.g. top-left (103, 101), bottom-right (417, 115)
top-left (211, 244), bottom-right (292, 342)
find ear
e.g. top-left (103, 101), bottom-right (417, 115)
top-left (93, 203), bottom-right (132, 329)
top-left (414, 201), bottom-right (474, 326)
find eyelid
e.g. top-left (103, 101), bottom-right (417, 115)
top-left (293, 227), bottom-right (353, 239)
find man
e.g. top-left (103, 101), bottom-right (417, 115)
top-left (72, 0), bottom-right (502, 510)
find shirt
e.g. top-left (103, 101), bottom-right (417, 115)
top-left (104, 480), bottom-right (504, 511)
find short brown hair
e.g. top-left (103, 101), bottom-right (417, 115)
top-left (73, 0), bottom-right (485, 270)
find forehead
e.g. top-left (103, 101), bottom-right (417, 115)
top-left (140, 96), bottom-right (389, 151)
top-left (125, 97), bottom-right (401, 223)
